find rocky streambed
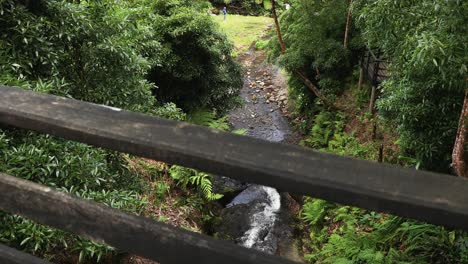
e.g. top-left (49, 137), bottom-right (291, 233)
top-left (212, 46), bottom-right (303, 262)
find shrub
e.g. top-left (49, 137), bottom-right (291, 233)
top-left (269, 0), bottom-right (363, 114)
top-left (138, 0), bottom-right (243, 112)
top-left (354, 0), bottom-right (467, 172)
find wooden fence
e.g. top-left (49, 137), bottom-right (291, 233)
top-left (361, 48), bottom-right (389, 86)
top-left (1, 86), bottom-right (467, 263)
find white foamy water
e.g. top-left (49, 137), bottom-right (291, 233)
top-left (240, 186), bottom-right (281, 251)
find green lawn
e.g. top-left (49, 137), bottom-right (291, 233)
top-left (213, 14), bottom-right (273, 56)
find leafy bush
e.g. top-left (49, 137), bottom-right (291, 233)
top-left (0, 0), bottom-right (157, 112)
top-left (139, 0), bottom-right (243, 112)
top-left (354, 0), bottom-right (467, 172)
top-left (269, 0), bottom-right (363, 114)
top-left (209, 0), bottom-right (284, 16)
top-left (0, 0), bottom-right (239, 261)
top-left (302, 198), bottom-right (468, 264)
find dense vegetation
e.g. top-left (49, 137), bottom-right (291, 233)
top-left (267, 0), bottom-right (468, 263)
top-left (0, 0), bottom-right (241, 261)
top-left (356, 0), bottom-right (467, 171)
top-left (270, 0), bottom-right (466, 172)
top-left (209, 0), bottom-right (287, 16)
top-left (1, 0), bottom-right (467, 263)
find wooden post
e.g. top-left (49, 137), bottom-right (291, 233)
top-left (378, 144), bottom-right (384, 163)
top-left (369, 85), bottom-right (376, 113)
top-left (358, 67), bottom-right (364, 90)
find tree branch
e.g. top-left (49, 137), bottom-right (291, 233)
top-left (271, 0), bottom-right (339, 109)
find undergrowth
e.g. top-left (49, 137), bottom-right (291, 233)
top-left (297, 105), bottom-right (468, 264)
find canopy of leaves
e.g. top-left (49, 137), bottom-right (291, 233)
top-left (138, 0), bottom-right (243, 112)
top-left (0, 0), bottom-right (239, 260)
top-left (269, 0), bottom-right (363, 113)
top-left (355, 0), bottom-right (467, 171)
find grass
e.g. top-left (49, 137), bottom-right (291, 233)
top-left (213, 14), bottom-right (273, 56)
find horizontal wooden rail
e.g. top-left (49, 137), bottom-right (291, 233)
top-left (1, 86), bottom-right (468, 232)
top-left (0, 243), bottom-right (51, 264)
top-left (0, 173), bottom-right (296, 264)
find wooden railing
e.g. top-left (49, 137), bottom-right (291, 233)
top-left (361, 48), bottom-right (389, 86)
top-left (1, 86), bottom-right (468, 263)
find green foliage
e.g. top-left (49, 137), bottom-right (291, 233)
top-left (269, 0), bottom-right (363, 113)
top-left (0, 0), bottom-right (240, 261)
top-left (354, 0), bottom-right (467, 172)
top-left (215, 14), bottom-right (273, 56)
top-left (300, 111), bottom-right (345, 149)
top-left (188, 109), bottom-right (231, 131)
top-left (139, 0), bottom-right (243, 112)
top-left (169, 166), bottom-right (223, 201)
top-left (210, 0), bottom-right (284, 16)
top-left (0, 130), bottom-right (142, 192)
top-left (0, 0), bottom-right (157, 112)
top-left (255, 39), bottom-right (269, 50)
top-left (301, 199), bottom-right (468, 264)
top-left (0, 188), bottom-right (145, 262)
top-left (302, 198), bottom-right (333, 226)
top-left (300, 110), bottom-right (375, 159)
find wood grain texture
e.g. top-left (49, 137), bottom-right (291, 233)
top-left (0, 243), bottom-right (52, 264)
top-left (1, 86), bottom-right (468, 231)
top-left (0, 173), bottom-right (296, 264)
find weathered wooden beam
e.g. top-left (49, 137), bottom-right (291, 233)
top-left (0, 173), bottom-right (296, 264)
top-left (1, 86), bottom-right (468, 231)
top-left (0, 243), bottom-right (52, 264)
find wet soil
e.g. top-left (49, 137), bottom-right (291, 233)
top-left (229, 47), bottom-right (291, 142)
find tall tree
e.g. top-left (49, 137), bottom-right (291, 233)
top-left (343, 0), bottom-right (352, 49)
top-left (452, 88), bottom-right (468, 177)
top-left (270, 0), bottom-right (341, 110)
top-left (356, 0), bottom-right (467, 171)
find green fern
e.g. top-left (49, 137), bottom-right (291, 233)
top-left (189, 172), bottom-right (223, 201)
top-left (169, 165), bottom-right (223, 201)
top-left (188, 109), bottom-right (230, 131)
top-left (301, 198), bottom-right (333, 226)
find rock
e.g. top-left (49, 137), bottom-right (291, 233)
top-left (214, 203), bottom-right (262, 240)
top-left (214, 186), bottom-right (282, 255)
top-left (212, 175), bottom-right (249, 195)
top-left (227, 185), bottom-right (273, 208)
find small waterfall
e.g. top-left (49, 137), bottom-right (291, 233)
top-left (224, 185), bottom-right (281, 253)
top-left (240, 186), bottom-right (281, 251)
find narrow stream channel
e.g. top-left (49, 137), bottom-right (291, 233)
top-left (213, 47), bottom-right (301, 259)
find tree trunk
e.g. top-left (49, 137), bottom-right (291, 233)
top-left (296, 70), bottom-right (341, 110)
top-left (271, 0), bottom-right (286, 54)
top-left (343, 0), bottom-right (353, 49)
top-left (271, 0), bottom-right (339, 109)
top-left (452, 88), bottom-right (468, 177)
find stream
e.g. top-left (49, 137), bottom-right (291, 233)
top-left (213, 47), bottom-right (302, 261)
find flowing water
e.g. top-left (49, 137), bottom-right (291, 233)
top-left (215, 47), bottom-right (296, 255)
